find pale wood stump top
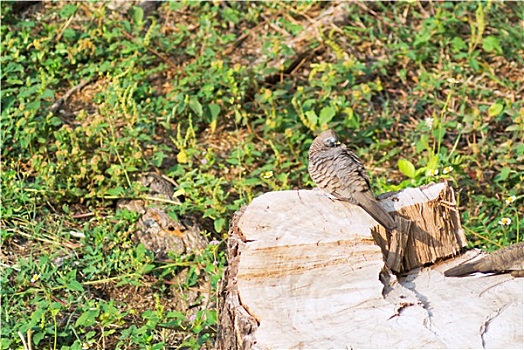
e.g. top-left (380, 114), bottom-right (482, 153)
top-left (218, 183), bottom-right (523, 349)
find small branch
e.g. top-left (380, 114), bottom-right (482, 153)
top-left (71, 212), bottom-right (96, 219)
top-left (49, 79), bottom-right (90, 114)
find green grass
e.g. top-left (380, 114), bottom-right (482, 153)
top-left (1, 1), bottom-right (523, 348)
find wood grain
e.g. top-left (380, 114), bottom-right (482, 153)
top-left (217, 182), bottom-right (522, 349)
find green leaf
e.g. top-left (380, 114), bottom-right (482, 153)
top-left (32, 332), bottom-right (45, 346)
top-left (415, 167), bottom-right (427, 178)
top-left (398, 158), bottom-right (416, 178)
top-left (495, 166), bottom-right (511, 182)
top-left (166, 310), bottom-right (186, 320)
top-left (76, 309), bottom-right (98, 327)
top-left (305, 110), bottom-right (318, 128)
top-left (208, 103), bottom-right (220, 120)
top-left (130, 6), bottom-right (144, 25)
top-left (189, 97), bottom-right (203, 117)
top-left (41, 89), bottom-right (55, 99)
top-left (482, 36), bottom-right (502, 54)
top-left (3, 62), bottom-right (23, 76)
top-left (203, 309), bottom-right (217, 325)
top-left (26, 100), bottom-right (40, 111)
top-left (208, 103), bottom-right (220, 133)
top-left (49, 116), bottom-right (63, 126)
top-left (343, 107), bottom-right (359, 129)
top-left (63, 28), bottom-right (77, 41)
top-left (415, 135), bottom-right (429, 153)
top-left (214, 218), bottom-right (225, 233)
top-left (468, 57), bottom-right (479, 71)
top-left (413, 32), bottom-right (431, 47)
top-left (488, 102), bottom-right (504, 117)
top-left (426, 154), bottom-right (439, 171)
top-left (318, 106), bottom-right (336, 127)
top-left (59, 4), bottom-right (77, 18)
top-left (138, 264), bottom-right (155, 274)
top-left (106, 186), bottom-right (125, 196)
top-left (67, 280), bottom-right (84, 292)
top-left (451, 37), bottom-right (467, 53)
top-left (1, 338), bottom-right (12, 350)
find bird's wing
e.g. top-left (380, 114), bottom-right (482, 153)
top-left (330, 147), bottom-right (372, 200)
top-left (331, 148), bottom-right (396, 230)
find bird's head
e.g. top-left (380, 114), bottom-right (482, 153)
top-left (317, 129), bottom-right (340, 148)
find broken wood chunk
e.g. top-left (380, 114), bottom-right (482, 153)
top-left (371, 181), bottom-right (466, 272)
top-left (444, 241), bottom-right (524, 277)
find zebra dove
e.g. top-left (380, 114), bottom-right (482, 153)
top-left (308, 129), bottom-right (396, 231)
top-left (444, 242), bottom-right (524, 277)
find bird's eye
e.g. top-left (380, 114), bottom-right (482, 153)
top-left (324, 137), bottom-right (338, 147)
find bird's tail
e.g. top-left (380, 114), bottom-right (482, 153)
top-left (358, 194), bottom-right (397, 231)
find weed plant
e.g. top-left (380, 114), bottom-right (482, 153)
top-left (1, 1), bottom-right (523, 348)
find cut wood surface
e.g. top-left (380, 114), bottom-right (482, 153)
top-left (217, 182), bottom-right (523, 349)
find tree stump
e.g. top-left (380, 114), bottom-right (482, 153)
top-left (217, 182), bottom-right (523, 349)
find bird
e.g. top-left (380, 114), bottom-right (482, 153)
top-left (444, 242), bottom-right (524, 277)
top-left (308, 129), bottom-right (396, 231)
